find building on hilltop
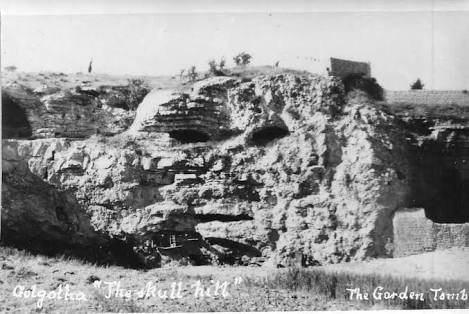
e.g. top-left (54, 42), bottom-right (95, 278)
top-left (329, 57), bottom-right (371, 78)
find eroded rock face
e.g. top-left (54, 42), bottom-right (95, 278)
top-left (1, 81), bottom-right (143, 139)
top-left (2, 73), bottom-right (413, 267)
top-left (2, 139), bottom-right (143, 266)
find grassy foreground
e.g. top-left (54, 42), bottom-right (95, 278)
top-left (246, 267), bottom-right (469, 310)
top-left (0, 246), bottom-right (467, 313)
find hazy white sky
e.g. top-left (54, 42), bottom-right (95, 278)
top-left (1, 0), bottom-right (468, 90)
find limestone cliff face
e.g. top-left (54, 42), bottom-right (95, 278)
top-left (2, 73), bottom-right (413, 267)
top-left (2, 77), bottom-right (145, 139)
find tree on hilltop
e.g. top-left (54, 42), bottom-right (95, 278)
top-left (208, 59), bottom-right (218, 73)
top-left (208, 57), bottom-right (226, 76)
top-left (410, 78), bottom-right (424, 90)
top-left (219, 57), bottom-right (226, 70)
top-left (233, 52), bottom-right (252, 66)
top-left (186, 66), bottom-right (198, 82)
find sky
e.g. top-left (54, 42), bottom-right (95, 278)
top-left (1, 0), bottom-right (469, 90)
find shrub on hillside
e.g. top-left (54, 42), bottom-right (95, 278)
top-left (208, 58), bottom-right (226, 76)
top-left (126, 79), bottom-right (151, 110)
top-left (186, 66), bottom-right (199, 82)
top-left (342, 73), bottom-right (384, 101)
top-left (219, 57), bottom-right (226, 70)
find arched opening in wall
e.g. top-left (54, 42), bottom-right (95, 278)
top-left (2, 93), bottom-right (32, 139)
top-left (251, 126), bottom-right (289, 146)
top-left (169, 129), bottom-right (210, 143)
top-left (423, 167), bottom-right (468, 223)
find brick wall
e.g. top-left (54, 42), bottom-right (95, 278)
top-left (392, 208), bottom-right (469, 257)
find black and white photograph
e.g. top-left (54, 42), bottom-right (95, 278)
top-left (1, 0), bottom-right (468, 312)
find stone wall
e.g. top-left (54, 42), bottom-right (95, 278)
top-left (392, 208), bottom-right (469, 257)
top-left (385, 90), bottom-right (469, 106)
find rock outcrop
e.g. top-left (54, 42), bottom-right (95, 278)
top-left (2, 76), bottom-right (148, 139)
top-left (2, 72), bottom-right (417, 267)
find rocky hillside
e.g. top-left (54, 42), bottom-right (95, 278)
top-left (2, 70), bottom-right (466, 268)
top-left (1, 72), bottom-right (155, 139)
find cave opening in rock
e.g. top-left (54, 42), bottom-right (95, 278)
top-left (169, 129), bottom-right (210, 143)
top-left (251, 126), bottom-right (289, 145)
top-left (422, 166), bottom-right (468, 223)
top-left (196, 213), bottom-right (254, 223)
top-left (2, 93), bottom-right (32, 139)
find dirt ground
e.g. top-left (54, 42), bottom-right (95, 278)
top-left (319, 247), bottom-right (469, 281)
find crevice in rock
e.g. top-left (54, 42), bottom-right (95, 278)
top-left (251, 126), bottom-right (289, 145)
top-left (2, 92), bottom-right (32, 139)
top-left (195, 213), bottom-right (254, 223)
top-left (169, 129), bottom-right (210, 143)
